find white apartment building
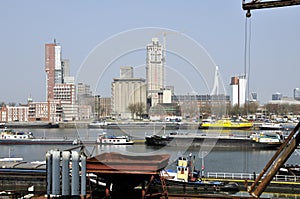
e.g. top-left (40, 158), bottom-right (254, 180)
top-left (53, 84), bottom-right (78, 121)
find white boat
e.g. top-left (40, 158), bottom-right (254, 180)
top-left (0, 157), bottom-right (24, 162)
top-left (96, 133), bottom-right (134, 145)
top-left (250, 131), bottom-right (283, 144)
top-left (0, 128), bottom-right (34, 140)
top-left (259, 123), bottom-right (283, 130)
top-left (88, 120), bottom-right (108, 128)
top-left (0, 128), bottom-right (79, 145)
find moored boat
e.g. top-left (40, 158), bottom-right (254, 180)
top-left (0, 128), bottom-right (34, 140)
top-left (199, 118), bottom-right (253, 130)
top-left (259, 122), bottom-right (283, 130)
top-left (161, 155), bottom-right (239, 192)
top-left (97, 133), bottom-right (134, 145)
top-left (145, 134), bottom-right (171, 146)
top-left (0, 128), bottom-right (80, 145)
top-left (88, 120), bottom-right (108, 128)
top-left (250, 131), bottom-right (283, 145)
top-left (145, 131), bottom-right (282, 149)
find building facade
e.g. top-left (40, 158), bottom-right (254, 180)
top-left (0, 106), bottom-right (29, 122)
top-left (44, 41), bottom-right (79, 121)
top-left (53, 84), bottom-right (76, 105)
top-left (112, 78), bottom-right (147, 119)
top-left (230, 75), bottom-right (247, 107)
top-left (53, 84), bottom-right (77, 121)
top-left (146, 38), bottom-right (165, 106)
top-left (294, 88), bottom-right (300, 100)
top-left (28, 100), bottom-right (62, 122)
top-left (272, 92), bottom-right (283, 101)
top-left (173, 94), bottom-right (230, 119)
top-left (45, 40), bottom-right (69, 100)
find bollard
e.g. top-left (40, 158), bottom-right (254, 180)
top-left (46, 151), bottom-right (52, 197)
top-left (52, 150), bottom-right (61, 195)
top-left (71, 151), bottom-right (80, 196)
top-left (81, 154), bottom-right (86, 197)
top-left (62, 151), bottom-right (71, 196)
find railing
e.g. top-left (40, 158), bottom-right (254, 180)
top-left (206, 172), bottom-right (300, 182)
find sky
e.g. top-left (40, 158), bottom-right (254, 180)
top-left (1, 0), bottom-right (300, 105)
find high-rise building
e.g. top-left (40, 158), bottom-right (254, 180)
top-left (230, 75), bottom-right (247, 107)
top-left (146, 38), bottom-right (165, 105)
top-left (61, 59), bottom-right (70, 81)
top-left (45, 40), bottom-right (79, 121)
top-left (45, 40), bottom-right (64, 100)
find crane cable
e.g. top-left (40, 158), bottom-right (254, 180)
top-left (243, 15), bottom-right (252, 173)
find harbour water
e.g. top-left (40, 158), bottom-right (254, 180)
top-left (1, 128), bottom-right (300, 198)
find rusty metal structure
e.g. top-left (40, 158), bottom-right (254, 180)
top-left (86, 152), bottom-right (170, 199)
top-left (245, 122), bottom-right (300, 197)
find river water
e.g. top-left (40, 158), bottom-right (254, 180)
top-left (1, 128), bottom-right (300, 198)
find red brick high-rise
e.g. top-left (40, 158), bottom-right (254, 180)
top-left (45, 39), bottom-right (62, 100)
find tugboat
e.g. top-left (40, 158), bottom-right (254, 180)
top-left (161, 155), bottom-right (239, 192)
top-left (145, 134), bottom-right (171, 146)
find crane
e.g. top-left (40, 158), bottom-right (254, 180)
top-left (245, 122), bottom-right (300, 197)
top-left (242, 0), bottom-right (300, 17)
top-left (242, 1), bottom-right (300, 197)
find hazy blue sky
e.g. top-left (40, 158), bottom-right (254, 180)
top-left (1, 1), bottom-right (300, 104)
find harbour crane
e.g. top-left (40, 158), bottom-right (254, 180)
top-left (242, 0), bottom-right (300, 17)
top-left (242, 0), bottom-right (300, 197)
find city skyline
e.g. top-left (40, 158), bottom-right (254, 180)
top-left (1, 1), bottom-right (300, 104)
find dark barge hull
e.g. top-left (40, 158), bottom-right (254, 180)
top-left (165, 180), bottom-right (239, 192)
top-left (4, 122), bottom-right (59, 128)
top-left (0, 140), bottom-right (76, 145)
top-left (145, 136), bottom-right (281, 150)
top-left (0, 140), bottom-right (136, 145)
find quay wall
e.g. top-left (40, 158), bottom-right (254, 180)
top-left (0, 171), bottom-right (46, 194)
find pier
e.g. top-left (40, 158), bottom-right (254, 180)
top-left (205, 172), bottom-right (300, 193)
top-left (0, 161), bottom-right (46, 196)
top-left (0, 157), bottom-right (299, 198)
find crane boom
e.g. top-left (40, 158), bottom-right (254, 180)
top-left (246, 122), bottom-right (300, 198)
top-left (243, 0), bottom-right (300, 10)
top-left (242, 0), bottom-right (300, 17)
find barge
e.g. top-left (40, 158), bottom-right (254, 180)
top-left (145, 132), bottom-right (282, 149)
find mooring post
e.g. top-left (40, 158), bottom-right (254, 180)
top-left (72, 151), bottom-right (80, 197)
top-left (81, 154), bottom-right (87, 199)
